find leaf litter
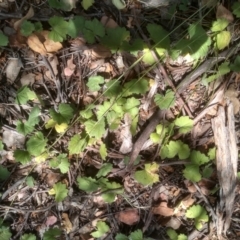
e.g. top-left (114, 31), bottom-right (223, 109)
top-left (0, 0), bottom-right (240, 239)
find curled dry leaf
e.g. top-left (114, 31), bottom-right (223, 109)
top-left (5, 58), bottom-right (22, 83)
top-left (27, 31), bottom-right (62, 55)
top-left (152, 202), bottom-right (174, 217)
top-left (216, 4), bottom-right (234, 23)
top-left (91, 44), bottom-right (112, 59)
top-left (116, 208), bottom-right (140, 225)
top-left (45, 55), bottom-right (59, 80)
top-left (181, 194), bottom-right (195, 209)
top-left (14, 6), bottom-right (34, 30)
top-left (64, 56), bottom-right (76, 77)
top-left (101, 16), bottom-right (118, 28)
top-left (62, 213), bottom-right (73, 234)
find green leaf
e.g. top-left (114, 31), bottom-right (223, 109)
top-left (91, 221), bottom-right (109, 238)
top-left (0, 141), bottom-right (3, 151)
top-left (124, 97), bottom-right (140, 111)
top-left (26, 132), bottom-right (47, 156)
top-left (14, 150), bottom-right (31, 164)
top-left (202, 166), bottom-right (213, 178)
top-left (15, 86), bottom-right (37, 104)
top-left (96, 163), bottom-right (112, 178)
top-left (154, 90), bottom-right (175, 110)
top-left (81, 0), bottom-right (94, 10)
top-left (77, 176), bottom-right (99, 192)
top-left (0, 226), bottom-right (12, 240)
top-left (83, 18), bottom-right (105, 44)
top-left (121, 38), bottom-right (144, 53)
top-left (232, 2), bottom-right (240, 18)
top-left (208, 147), bottom-right (216, 160)
top-left (48, 16), bottom-right (69, 42)
top-left (123, 78), bottom-right (149, 96)
top-left (50, 182), bottom-right (68, 202)
top-left (87, 75), bottom-right (105, 92)
top-left (174, 116), bottom-right (193, 134)
top-left (100, 27), bottom-right (129, 50)
top-left (16, 121), bottom-right (34, 136)
top-left (67, 16), bottom-right (85, 38)
top-left (20, 233), bottom-right (36, 240)
top-left (96, 101), bottom-right (111, 120)
top-left (80, 106), bottom-right (94, 119)
top-left (48, 0), bottom-right (76, 11)
top-left (185, 204), bottom-right (209, 230)
top-left (26, 176), bottom-right (35, 188)
top-left (183, 164), bottom-right (201, 182)
top-left (174, 24), bottom-right (211, 61)
top-left (68, 134), bottom-right (87, 154)
top-left (178, 234), bottom-right (188, 240)
top-left (115, 233), bottom-right (128, 240)
top-left (34, 22), bottom-right (43, 32)
top-left (167, 228), bottom-right (178, 240)
top-left (43, 228), bottom-right (61, 240)
top-left (0, 165), bottom-right (10, 180)
top-left (84, 118), bottom-right (105, 139)
top-left (230, 56), bottom-right (240, 72)
top-left (58, 156), bottom-right (70, 174)
top-left (28, 106), bottom-right (40, 126)
top-left (0, 31), bottom-right (8, 46)
top-left (112, 0), bottom-right (126, 9)
top-left (160, 140), bottom-right (190, 159)
top-left (211, 18), bottom-right (229, 32)
top-left (50, 103), bottom-right (74, 124)
top-left (215, 31), bottom-right (231, 50)
top-left (147, 23), bottom-right (170, 50)
top-left (20, 20), bottom-right (35, 36)
top-left (190, 150), bottom-right (209, 166)
top-left (99, 143), bottom-right (107, 160)
top-left (103, 79), bottom-right (122, 98)
top-left (134, 163), bottom-right (159, 186)
top-left (129, 229), bottom-right (143, 240)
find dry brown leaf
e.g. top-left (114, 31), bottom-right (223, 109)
top-left (14, 6), bottom-right (34, 30)
top-left (45, 55), bottom-right (59, 80)
top-left (62, 213), bottom-right (73, 234)
top-left (64, 56), bottom-right (76, 77)
top-left (44, 170), bottom-right (61, 186)
top-left (152, 202), bottom-right (174, 217)
top-left (27, 31), bottom-right (62, 55)
top-left (116, 208), bottom-right (140, 225)
top-left (27, 33), bottom-right (48, 55)
top-left (216, 4), bottom-right (234, 23)
top-left (181, 194), bottom-right (195, 209)
top-left (101, 16), bottom-right (118, 28)
top-left (91, 44), bottom-right (112, 59)
top-left (165, 217), bottom-right (181, 230)
top-left (20, 73), bottom-right (35, 86)
top-left (184, 180), bottom-right (197, 193)
top-left (5, 58), bottom-right (22, 83)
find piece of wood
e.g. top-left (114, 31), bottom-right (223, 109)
top-left (211, 100), bottom-right (238, 237)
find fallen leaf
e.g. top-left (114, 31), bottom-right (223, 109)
top-left (20, 73), bottom-right (35, 86)
top-left (184, 180), bottom-right (197, 193)
top-left (216, 4), bottom-right (234, 23)
top-left (152, 202), bottom-right (174, 217)
top-left (45, 215), bottom-right (58, 227)
top-left (116, 208), bottom-right (140, 225)
top-left (165, 217), bottom-right (181, 229)
top-left (27, 31), bottom-right (62, 55)
top-left (45, 55), bottom-right (59, 80)
top-left (181, 194), bottom-right (195, 209)
top-left (5, 58), bottom-right (22, 83)
top-left (101, 16), bottom-right (118, 28)
top-left (14, 6), bottom-right (34, 30)
top-left (3, 129), bottom-right (25, 149)
top-left (91, 44), bottom-right (112, 59)
top-left (62, 213), bottom-right (73, 234)
top-left (64, 55), bottom-right (76, 77)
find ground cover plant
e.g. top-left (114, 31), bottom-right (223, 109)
top-left (0, 0), bottom-right (240, 239)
